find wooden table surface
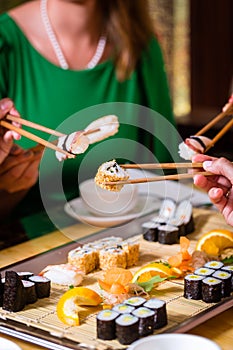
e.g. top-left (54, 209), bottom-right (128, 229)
top-left (0, 208), bottom-right (232, 350)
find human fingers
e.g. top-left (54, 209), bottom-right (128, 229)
top-left (0, 150), bottom-right (35, 175)
top-left (203, 157), bottom-right (233, 185)
top-left (222, 93), bottom-right (233, 112)
top-left (192, 154), bottom-right (215, 163)
top-left (0, 98), bottom-right (21, 140)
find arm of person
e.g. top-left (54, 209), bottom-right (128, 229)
top-left (193, 154), bottom-right (233, 226)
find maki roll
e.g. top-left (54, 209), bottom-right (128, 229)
top-left (2, 271), bottom-right (25, 312)
top-left (194, 267), bottom-right (215, 277)
top-left (113, 303), bottom-right (135, 314)
top-left (115, 313), bottom-right (139, 345)
top-left (151, 216), bottom-right (166, 225)
top-left (184, 274), bottom-right (204, 300)
top-left (132, 307), bottom-right (155, 336)
top-left (143, 298), bottom-right (167, 329)
top-left (96, 309), bottom-right (119, 340)
top-left (212, 271), bottom-right (232, 297)
top-left (202, 277), bottom-right (222, 303)
top-left (178, 136), bottom-right (212, 160)
top-left (158, 224), bottom-right (179, 244)
top-left (221, 265), bottom-right (233, 290)
top-left (167, 218), bottom-right (186, 237)
top-left (204, 261), bottom-right (224, 270)
top-left (29, 275), bottom-right (51, 298)
top-left (22, 280), bottom-right (37, 304)
top-left (124, 296), bottom-right (146, 308)
top-left (17, 271), bottom-right (34, 280)
top-left (142, 221), bottom-right (159, 242)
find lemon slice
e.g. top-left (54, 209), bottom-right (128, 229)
top-left (196, 229), bottom-right (233, 256)
top-left (57, 287), bottom-right (102, 326)
top-left (132, 262), bottom-right (172, 283)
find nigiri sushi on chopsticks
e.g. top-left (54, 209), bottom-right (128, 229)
top-left (179, 97), bottom-right (233, 160)
top-left (0, 114), bottom-right (119, 161)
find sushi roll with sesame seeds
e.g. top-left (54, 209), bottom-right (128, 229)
top-left (124, 297), bottom-right (146, 308)
top-left (112, 303), bottom-right (135, 314)
top-left (194, 267), bottom-right (215, 277)
top-left (132, 307), bottom-right (155, 336)
top-left (202, 277), bottom-right (222, 303)
top-left (142, 221), bottom-right (159, 242)
top-left (204, 261), bottom-right (224, 270)
top-left (115, 313), bottom-right (139, 345)
top-left (99, 246), bottom-right (127, 270)
top-left (68, 246), bottom-right (98, 274)
top-left (184, 274), bottom-right (204, 300)
top-left (158, 224), bottom-right (179, 244)
top-left (143, 298), bottom-right (167, 329)
top-left (221, 265), bottom-right (233, 290)
top-left (212, 270), bottom-right (232, 297)
top-left (96, 309), bottom-right (119, 340)
top-left (121, 239), bottom-right (140, 267)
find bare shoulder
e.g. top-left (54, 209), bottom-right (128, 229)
top-left (8, 0), bottom-right (40, 30)
top-left (8, 1), bottom-right (41, 39)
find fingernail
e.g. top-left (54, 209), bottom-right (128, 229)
top-left (1, 100), bottom-right (12, 110)
top-left (203, 160), bottom-right (213, 169)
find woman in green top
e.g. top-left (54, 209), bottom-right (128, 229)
top-left (0, 0), bottom-right (178, 238)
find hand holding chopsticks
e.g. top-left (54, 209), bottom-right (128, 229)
top-left (0, 114), bottom-right (119, 160)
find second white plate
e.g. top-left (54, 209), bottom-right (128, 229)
top-left (64, 194), bottom-right (161, 227)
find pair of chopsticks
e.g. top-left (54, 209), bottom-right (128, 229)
top-left (195, 102), bottom-right (233, 152)
top-left (0, 115), bottom-right (99, 158)
top-left (104, 162), bottom-right (212, 185)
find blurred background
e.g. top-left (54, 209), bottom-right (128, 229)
top-left (1, 0), bottom-right (233, 157)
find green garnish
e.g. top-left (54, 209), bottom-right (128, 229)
top-left (136, 276), bottom-right (167, 292)
top-left (221, 255), bottom-right (233, 264)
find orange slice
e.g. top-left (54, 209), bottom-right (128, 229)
top-left (132, 262), bottom-right (172, 283)
top-left (57, 287), bottom-right (102, 326)
top-left (196, 229), bottom-right (233, 256)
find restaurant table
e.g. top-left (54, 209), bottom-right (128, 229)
top-left (0, 208), bottom-right (232, 350)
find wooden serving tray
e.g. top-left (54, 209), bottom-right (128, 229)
top-left (0, 208), bottom-right (233, 350)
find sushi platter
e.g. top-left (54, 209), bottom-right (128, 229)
top-left (0, 208), bottom-right (233, 350)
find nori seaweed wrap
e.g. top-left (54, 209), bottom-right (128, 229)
top-left (202, 277), bottom-right (222, 303)
top-left (115, 313), bottom-right (139, 345)
top-left (143, 298), bottom-right (167, 329)
top-left (96, 309), bottom-right (119, 340)
top-left (184, 274), bottom-right (204, 300)
top-left (132, 307), bottom-right (155, 336)
top-left (221, 265), bottom-right (233, 290)
top-left (175, 200), bottom-right (195, 234)
top-left (212, 271), bottom-right (231, 297)
top-left (142, 221), bottom-right (158, 242)
top-left (2, 271), bottom-right (25, 312)
top-left (22, 280), bottom-right (38, 304)
top-left (29, 275), bottom-right (51, 298)
top-left (158, 224), bottom-right (179, 244)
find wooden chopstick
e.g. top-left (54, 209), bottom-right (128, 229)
top-left (120, 162), bottom-right (204, 170)
top-left (195, 103), bottom-right (233, 137)
top-left (103, 171), bottom-right (213, 186)
top-left (0, 120), bottom-right (75, 158)
top-left (205, 118), bottom-right (233, 152)
top-left (6, 114), bottom-right (65, 137)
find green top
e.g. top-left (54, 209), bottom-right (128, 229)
top-left (0, 13), bottom-right (178, 236)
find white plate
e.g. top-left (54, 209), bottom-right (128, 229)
top-left (0, 338), bottom-right (21, 350)
top-left (64, 194), bottom-right (161, 227)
